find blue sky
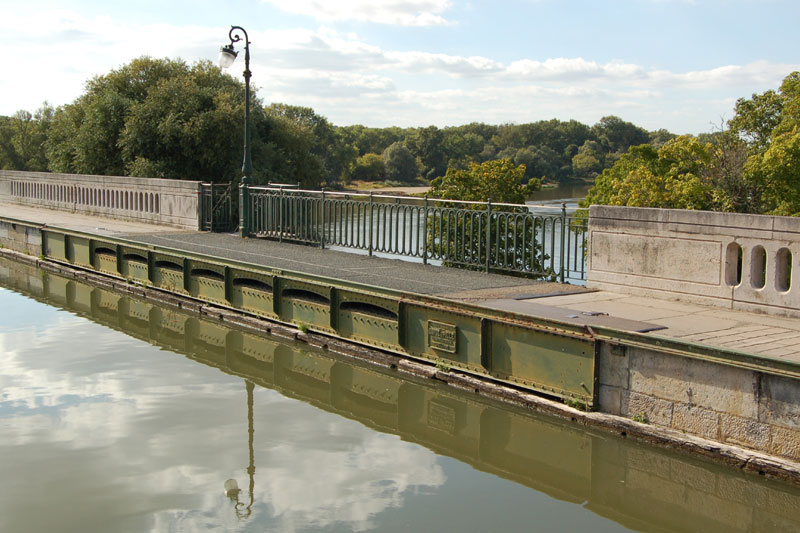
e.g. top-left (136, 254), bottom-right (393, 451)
top-left (1, 0), bottom-right (798, 134)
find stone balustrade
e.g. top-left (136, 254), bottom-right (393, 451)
top-left (0, 169), bottom-right (201, 229)
top-left (588, 205), bottom-right (800, 316)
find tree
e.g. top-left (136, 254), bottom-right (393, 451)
top-left (268, 103), bottom-right (349, 183)
top-left (350, 153), bottom-right (385, 181)
top-left (442, 129), bottom-right (485, 169)
top-left (119, 61), bottom-right (251, 183)
top-left (0, 104), bottom-right (53, 171)
top-left (731, 71), bottom-right (800, 215)
top-left (336, 125), bottom-right (404, 157)
top-left (571, 140), bottom-right (604, 180)
top-left (428, 159), bottom-right (545, 275)
top-left (406, 125), bottom-right (446, 180)
top-left (42, 56), bottom-right (343, 187)
top-left (592, 115), bottom-right (650, 159)
top-left (382, 142), bottom-right (417, 182)
top-left (47, 57), bottom-right (190, 176)
top-left (583, 136), bottom-right (717, 210)
top-left (430, 159), bottom-right (536, 203)
top-left (729, 89), bottom-right (783, 153)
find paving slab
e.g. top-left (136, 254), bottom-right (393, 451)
top-left (125, 231), bottom-right (589, 297)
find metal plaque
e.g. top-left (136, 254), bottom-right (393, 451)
top-left (428, 320), bottom-right (457, 353)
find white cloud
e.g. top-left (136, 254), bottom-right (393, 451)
top-left (506, 58), bottom-right (646, 80)
top-left (385, 51), bottom-right (503, 76)
top-left (1, 8), bottom-right (798, 134)
top-left (262, 0), bottom-right (454, 26)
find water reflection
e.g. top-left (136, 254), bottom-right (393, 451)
top-left (1, 256), bottom-right (800, 532)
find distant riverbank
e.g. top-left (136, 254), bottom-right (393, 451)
top-left (349, 182), bottom-right (593, 204)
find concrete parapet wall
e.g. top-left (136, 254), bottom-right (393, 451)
top-left (598, 342), bottom-right (800, 462)
top-left (588, 205), bottom-right (800, 316)
top-left (0, 169), bottom-right (201, 229)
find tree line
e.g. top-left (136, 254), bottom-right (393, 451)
top-left (584, 72), bottom-right (800, 216)
top-left (1, 56), bottom-right (670, 188)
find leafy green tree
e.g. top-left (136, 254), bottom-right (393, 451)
top-left (350, 153), bottom-right (385, 181)
top-left (428, 159), bottom-right (544, 275)
top-left (649, 128), bottom-right (677, 148)
top-left (267, 103), bottom-right (348, 183)
top-left (592, 115), bottom-right (650, 160)
top-left (119, 62), bottom-right (250, 182)
top-left (47, 57), bottom-right (189, 176)
top-left (732, 71), bottom-right (800, 215)
top-left (571, 140), bottom-right (604, 180)
top-left (583, 136), bottom-right (716, 210)
top-left (0, 104), bottom-right (53, 171)
top-left (729, 89), bottom-right (784, 153)
top-left (442, 130), bottom-right (484, 169)
top-left (382, 142), bottom-right (417, 182)
top-left (430, 159), bottom-right (536, 203)
top-left (407, 125), bottom-right (446, 180)
top-left (336, 125), bottom-right (404, 157)
top-left (42, 56), bottom-right (341, 187)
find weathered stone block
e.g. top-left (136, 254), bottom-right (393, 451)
top-left (590, 231), bottom-right (722, 284)
top-left (25, 228), bottom-right (41, 246)
top-left (768, 425), bottom-right (800, 462)
top-left (598, 385), bottom-right (622, 415)
top-left (629, 349), bottom-right (759, 419)
top-left (623, 390), bottom-right (674, 426)
top-left (759, 373), bottom-right (800, 430)
top-left (719, 413), bottom-right (771, 450)
top-left (597, 343), bottom-right (629, 388)
top-left (672, 403), bottom-right (720, 440)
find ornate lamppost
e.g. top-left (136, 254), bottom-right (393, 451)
top-left (219, 25), bottom-right (252, 235)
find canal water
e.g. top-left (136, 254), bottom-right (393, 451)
top-left (2, 256), bottom-right (800, 532)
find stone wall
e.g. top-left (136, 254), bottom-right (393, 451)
top-left (0, 220), bottom-right (43, 257)
top-left (597, 342), bottom-right (800, 462)
top-left (588, 205), bottom-right (800, 317)
top-left (0, 169), bottom-right (201, 229)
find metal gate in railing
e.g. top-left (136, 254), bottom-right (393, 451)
top-left (240, 187), bottom-right (588, 282)
top-left (200, 182), bottom-right (238, 232)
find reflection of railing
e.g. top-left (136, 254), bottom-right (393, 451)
top-left (242, 187), bottom-right (588, 282)
top-left (199, 182), bottom-right (238, 232)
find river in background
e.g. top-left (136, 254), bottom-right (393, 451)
top-left (527, 182), bottom-right (594, 211)
top-left (1, 256), bottom-right (799, 532)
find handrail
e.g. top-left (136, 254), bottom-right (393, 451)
top-left (241, 187), bottom-right (588, 281)
top-left (246, 186), bottom-right (567, 210)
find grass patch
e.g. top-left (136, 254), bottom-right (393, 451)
top-left (565, 397), bottom-right (589, 411)
top-left (434, 358), bottom-right (452, 372)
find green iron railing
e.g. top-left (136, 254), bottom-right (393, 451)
top-left (200, 182), bottom-right (238, 232)
top-left (242, 186), bottom-right (588, 282)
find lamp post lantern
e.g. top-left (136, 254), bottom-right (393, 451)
top-left (219, 25), bottom-right (253, 235)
